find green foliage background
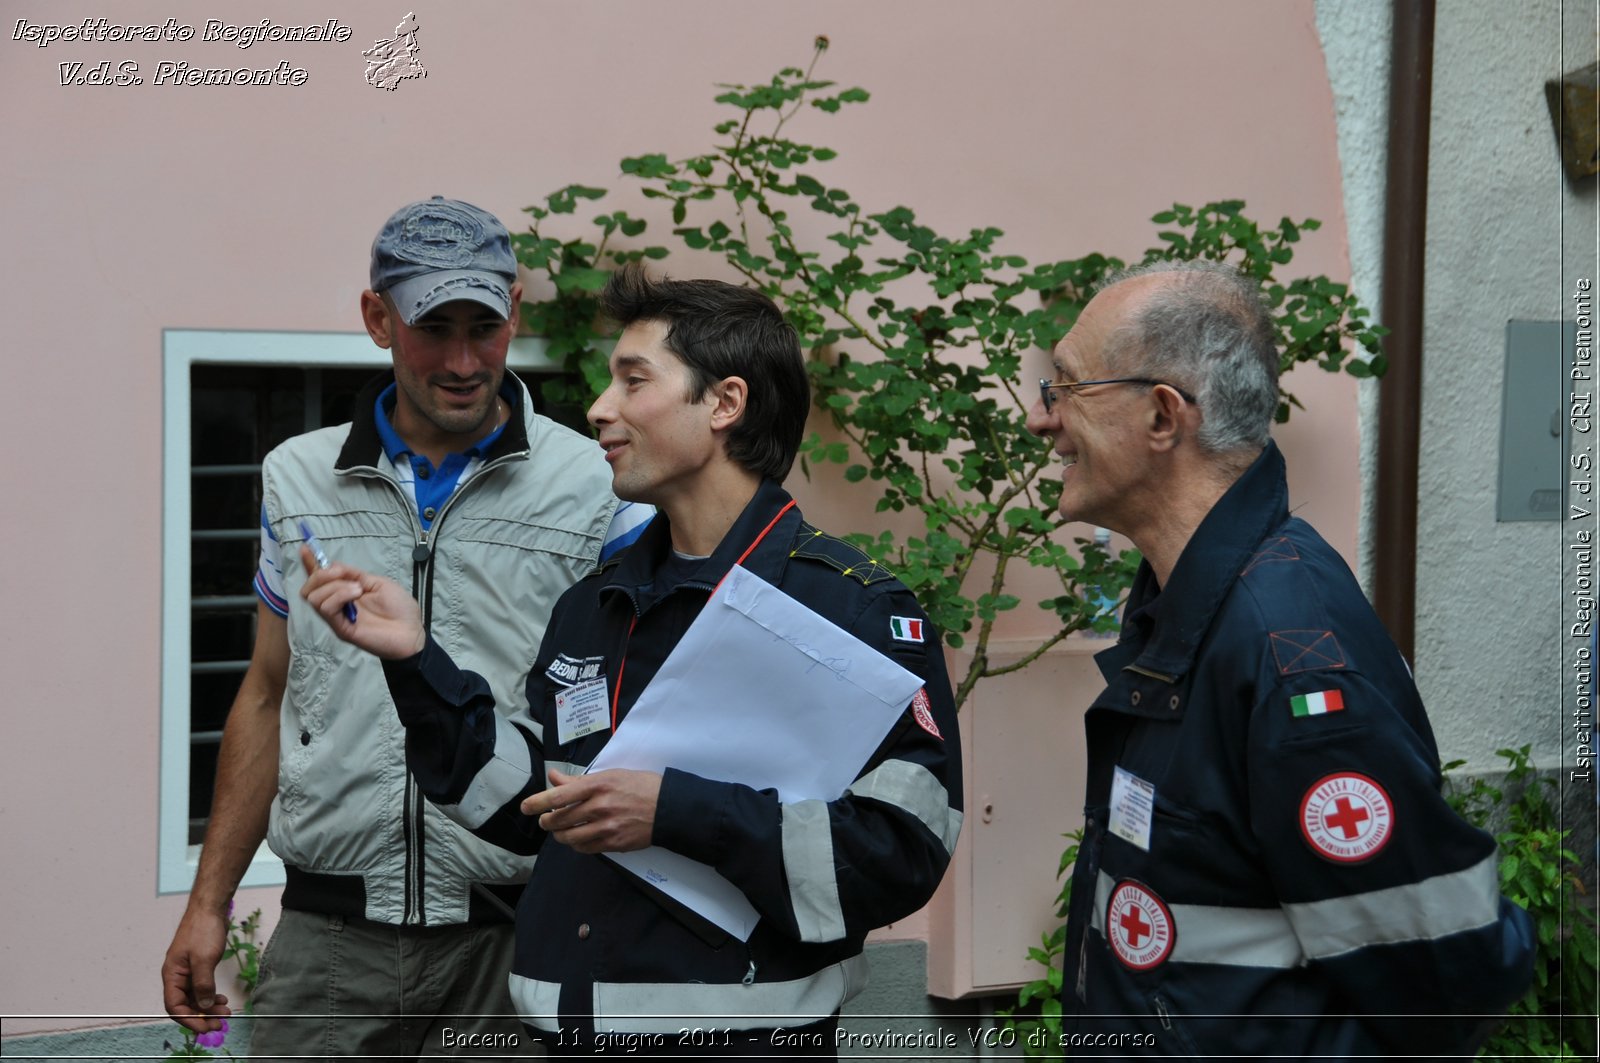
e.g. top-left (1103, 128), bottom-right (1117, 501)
top-left (508, 43), bottom-right (1591, 1057)
top-left (512, 40), bottom-right (1384, 710)
top-left (1446, 749), bottom-right (1598, 1060)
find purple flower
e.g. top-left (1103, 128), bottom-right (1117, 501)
top-left (195, 1019), bottom-right (230, 1050)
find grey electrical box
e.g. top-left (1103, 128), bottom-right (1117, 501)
top-left (1498, 320), bottom-right (1574, 521)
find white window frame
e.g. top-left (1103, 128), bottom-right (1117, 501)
top-left (159, 329), bottom-right (560, 893)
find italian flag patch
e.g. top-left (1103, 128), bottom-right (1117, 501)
top-left (1291, 689), bottom-right (1345, 717)
top-left (890, 616), bottom-right (925, 643)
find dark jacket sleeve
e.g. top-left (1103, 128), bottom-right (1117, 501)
top-left (1247, 665), bottom-right (1535, 1054)
top-left (384, 632), bottom-right (551, 856)
top-left (650, 587), bottom-right (963, 943)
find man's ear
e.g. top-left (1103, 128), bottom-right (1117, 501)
top-left (707, 376), bottom-right (749, 433)
top-left (507, 281), bottom-right (524, 330)
top-left (360, 290), bottom-right (394, 349)
top-left (1145, 384), bottom-right (1193, 454)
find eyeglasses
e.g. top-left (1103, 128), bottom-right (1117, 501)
top-left (1038, 377), bottom-right (1198, 412)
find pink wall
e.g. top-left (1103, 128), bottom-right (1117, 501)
top-left (0, 0), bottom-right (1356, 1032)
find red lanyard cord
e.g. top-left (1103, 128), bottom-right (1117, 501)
top-left (608, 499), bottom-right (797, 731)
top-left (611, 614), bottom-right (639, 731)
top-left (713, 499), bottom-right (797, 596)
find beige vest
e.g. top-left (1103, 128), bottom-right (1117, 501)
top-left (260, 381), bottom-right (615, 924)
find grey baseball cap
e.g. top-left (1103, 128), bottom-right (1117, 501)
top-left (370, 196), bottom-right (518, 325)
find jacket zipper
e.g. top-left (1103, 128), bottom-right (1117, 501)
top-left (742, 943), bottom-right (758, 986)
top-left (360, 449), bottom-right (527, 927)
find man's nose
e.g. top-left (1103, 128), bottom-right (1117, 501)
top-left (1025, 394), bottom-right (1059, 439)
top-left (587, 386), bottom-right (616, 428)
top-left (442, 334), bottom-right (478, 375)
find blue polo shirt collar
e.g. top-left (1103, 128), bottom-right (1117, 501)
top-left (373, 380), bottom-right (518, 528)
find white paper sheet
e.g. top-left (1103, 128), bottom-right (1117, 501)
top-left (587, 564), bottom-right (924, 939)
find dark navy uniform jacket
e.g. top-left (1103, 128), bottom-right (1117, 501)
top-left (384, 479), bottom-right (963, 1044)
top-left (1061, 442), bottom-right (1533, 1059)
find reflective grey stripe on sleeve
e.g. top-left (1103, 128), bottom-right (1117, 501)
top-left (847, 759), bottom-right (962, 853)
top-left (1284, 852), bottom-right (1502, 960)
top-left (1091, 871), bottom-right (1305, 969)
top-left (509, 955), bottom-right (870, 1035)
top-left (1091, 853), bottom-right (1504, 969)
top-left (435, 713), bottom-right (532, 829)
top-left (508, 973), bottom-right (560, 1032)
top-left (781, 798), bottom-right (844, 943)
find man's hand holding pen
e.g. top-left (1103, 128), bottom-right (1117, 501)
top-left (298, 545), bottom-right (426, 660)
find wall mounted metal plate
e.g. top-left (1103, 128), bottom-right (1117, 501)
top-left (1498, 320), bottom-right (1574, 521)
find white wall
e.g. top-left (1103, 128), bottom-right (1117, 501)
top-left (1420, 1), bottom-right (1592, 770)
top-left (1315, 0), bottom-right (1392, 600)
top-left (1323, 0), bottom-right (1599, 773)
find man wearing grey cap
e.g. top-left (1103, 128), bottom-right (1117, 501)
top-left (162, 197), bottom-right (651, 1057)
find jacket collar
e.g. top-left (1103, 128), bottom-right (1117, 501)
top-left (334, 370), bottom-right (535, 472)
top-left (601, 478), bottom-right (800, 610)
top-left (1096, 440), bottom-right (1289, 683)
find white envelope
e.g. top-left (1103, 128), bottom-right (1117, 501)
top-left (587, 564), bottom-right (925, 939)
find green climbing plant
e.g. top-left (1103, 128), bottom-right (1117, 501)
top-left (512, 39), bottom-right (1384, 711)
top-left (1445, 747), bottom-right (1598, 1060)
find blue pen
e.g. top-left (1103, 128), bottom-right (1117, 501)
top-left (299, 521), bottom-right (359, 624)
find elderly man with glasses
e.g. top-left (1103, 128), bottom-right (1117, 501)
top-left (1025, 260), bottom-right (1532, 1058)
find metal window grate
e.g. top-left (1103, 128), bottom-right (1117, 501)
top-left (186, 365), bottom-right (374, 844)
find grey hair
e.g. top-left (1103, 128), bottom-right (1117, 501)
top-left (1098, 260), bottom-right (1280, 454)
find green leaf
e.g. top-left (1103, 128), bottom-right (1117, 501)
top-left (553, 267), bottom-right (611, 293)
top-left (519, 60), bottom-right (1394, 807)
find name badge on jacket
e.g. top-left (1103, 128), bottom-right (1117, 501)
top-left (555, 678), bottom-right (610, 745)
top-left (1109, 765), bottom-right (1155, 851)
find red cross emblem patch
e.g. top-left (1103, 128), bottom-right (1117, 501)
top-left (910, 687), bottom-right (942, 740)
top-left (1299, 772), bottom-right (1394, 863)
top-left (1106, 880), bottom-right (1175, 970)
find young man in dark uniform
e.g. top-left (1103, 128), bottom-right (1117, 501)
top-left (300, 265), bottom-right (963, 1056)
